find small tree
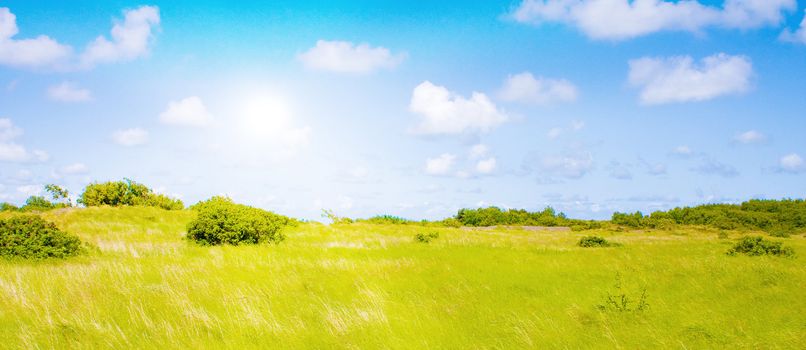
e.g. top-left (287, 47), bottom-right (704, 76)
top-left (45, 184), bottom-right (71, 206)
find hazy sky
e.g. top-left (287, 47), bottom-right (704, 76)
top-left (1, 0), bottom-right (805, 220)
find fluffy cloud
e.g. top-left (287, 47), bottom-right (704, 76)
top-left (425, 153), bottom-right (456, 175)
top-left (297, 40), bottom-right (406, 73)
top-left (547, 127), bottom-right (563, 139)
top-left (159, 96), bottom-right (212, 127)
top-left (511, 0), bottom-right (795, 40)
top-left (778, 153), bottom-right (804, 173)
top-left (47, 82), bottom-right (92, 102)
top-left (0, 6), bottom-right (159, 70)
top-left (780, 10), bottom-right (806, 44)
top-left (16, 184), bottom-right (42, 197)
top-left (0, 7), bottom-right (72, 68)
top-left (734, 130), bottom-right (766, 144)
top-left (112, 127), bottom-right (148, 146)
top-left (0, 118), bottom-right (47, 162)
top-left (475, 157), bottom-right (497, 174)
top-left (498, 72), bottom-right (577, 105)
top-left (628, 53), bottom-right (752, 104)
top-left (469, 144), bottom-right (490, 159)
top-left (410, 81), bottom-right (508, 135)
top-left (81, 6), bottom-right (160, 67)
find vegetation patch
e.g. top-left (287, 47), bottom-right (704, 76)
top-left (578, 236), bottom-right (617, 248)
top-left (187, 196), bottom-right (293, 245)
top-left (0, 215), bottom-right (83, 259)
top-left (79, 179), bottom-right (183, 210)
top-left (727, 236), bottom-right (794, 257)
top-left (415, 231), bottom-right (439, 243)
top-left (598, 273), bottom-right (649, 313)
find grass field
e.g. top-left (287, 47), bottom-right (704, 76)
top-left (1, 206), bottom-right (804, 349)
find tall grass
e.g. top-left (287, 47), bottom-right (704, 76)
top-left (0, 207), bottom-right (803, 348)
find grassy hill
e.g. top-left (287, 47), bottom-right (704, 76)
top-left (1, 207), bottom-right (804, 348)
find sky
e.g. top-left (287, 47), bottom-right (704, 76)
top-left (0, 0), bottom-right (805, 220)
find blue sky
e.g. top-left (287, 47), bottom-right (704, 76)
top-left (1, 0), bottom-right (805, 220)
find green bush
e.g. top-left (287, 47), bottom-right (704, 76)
top-left (455, 206), bottom-right (572, 227)
top-left (578, 236), bottom-right (615, 248)
top-left (187, 197), bottom-right (292, 246)
top-left (79, 179), bottom-right (183, 210)
top-left (727, 236), bottom-right (794, 257)
top-left (0, 215), bottom-right (83, 259)
top-left (0, 202), bottom-right (18, 212)
top-left (20, 196), bottom-right (69, 212)
top-left (415, 231), bottom-right (439, 243)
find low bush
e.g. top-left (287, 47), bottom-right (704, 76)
top-left (187, 197), bottom-right (292, 245)
top-left (578, 236), bottom-right (616, 248)
top-left (727, 236), bottom-right (794, 257)
top-left (0, 202), bottom-right (18, 212)
top-left (415, 231), bottom-right (439, 243)
top-left (79, 179), bottom-right (183, 210)
top-left (0, 215), bottom-right (83, 259)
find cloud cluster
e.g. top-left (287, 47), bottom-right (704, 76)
top-left (511, 0), bottom-right (796, 40)
top-left (47, 82), bottom-right (92, 102)
top-left (628, 53), bottom-right (752, 104)
top-left (0, 118), bottom-right (48, 162)
top-left (298, 40), bottom-right (406, 73)
top-left (498, 72), bottom-right (578, 105)
top-left (112, 127), bottom-right (149, 146)
top-left (410, 81), bottom-right (508, 135)
top-left (159, 96), bottom-right (213, 127)
top-left (0, 6), bottom-right (160, 70)
top-left (733, 130), bottom-right (766, 144)
top-left (425, 153), bottom-right (457, 175)
top-left (780, 9), bottom-right (806, 44)
top-left (778, 153), bottom-right (804, 173)
top-left (538, 152), bottom-right (594, 179)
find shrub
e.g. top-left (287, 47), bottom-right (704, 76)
top-left (415, 231), bottom-right (439, 243)
top-left (455, 206), bottom-right (572, 227)
top-left (187, 197), bottom-right (292, 245)
top-left (0, 215), bottom-right (83, 259)
top-left (727, 236), bottom-right (794, 257)
top-left (0, 202), bottom-right (18, 212)
top-left (578, 236), bottom-right (616, 248)
top-left (20, 196), bottom-right (67, 212)
top-left (79, 179), bottom-right (183, 210)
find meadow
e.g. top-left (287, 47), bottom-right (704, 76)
top-left (0, 206), bottom-right (804, 349)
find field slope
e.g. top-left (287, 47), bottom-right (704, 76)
top-left (1, 207), bottom-right (804, 349)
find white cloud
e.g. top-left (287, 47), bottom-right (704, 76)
top-left (778, 153), bottom-right (804, 173)
top-left (47, 82), bottom-right (92, 102)
top-left (81, 6), bottom-right (160, 67)
top-left (0, 118), bottom-right (47, 162)
top-left (112, 127), bottom-right (148, 146)
top-left (498, 72), bottom-right (577, 105)
top-left (469, 144), bottom-right (489, 159)
top-left (0, 7), bottom-right (72, 68)
top-left (159, 96), bottom-right (212, 127)
top-left (780, 10), bottom-right (806, 44)
top-left (734, 130), bottom-right (766, 144)
top-left (0, 118), bottom-right (22, 141)
top-left (547, 127), bottom-right (563, 139)
top-left (425, 153), bottom-right (456, 175)
top-left (0, 6), bottom-right (159, 70)
top-left (511, 0), bottom-right (795, 40)
top-left (476, 157), bottom-right (497, 174)
top-left (571, 120), bottom-right (585, 130)
top-left (410, 81), bottom-right (508, 135)
top-left (297, 40), bottom-right (406, 73)
top-left (629, 53), bottom-right (752, 104)
top-left (539, 152), bottom-right (594, 179)
top-left (60, 162), bottom-right (89, 175)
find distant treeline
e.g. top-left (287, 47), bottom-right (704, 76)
top-left (611, 199), bottom-right (806, 234)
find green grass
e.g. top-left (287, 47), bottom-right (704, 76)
top-left (1, 207), bottom-right (804, 349)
